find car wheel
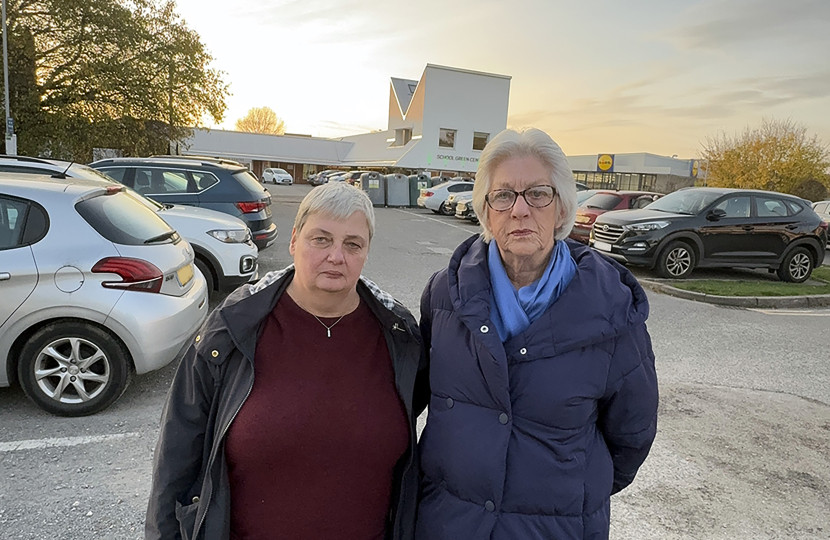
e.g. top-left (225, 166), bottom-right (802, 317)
top-left (195, 258), bottom-right (215, 299)
top-left (777, 247), bottom-right (813, 283)
top-left (656, 240), bottom-right (695, 279)
top-left (18, 322), bottom-right (132, 416)
top-left (439, 202), bottom-right (452, 215)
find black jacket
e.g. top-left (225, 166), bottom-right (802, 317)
top-left (146, 266), bottom-right (429, 540)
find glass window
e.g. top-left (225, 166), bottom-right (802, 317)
top-left (785, 200), bottom-right (803, 215)
top-left (191, 171), bottom-right (219, 191)
top-left (756, 197), bottom-right (789, 218)
top-left (714, 196), bottom-right (751, 218)
top-left (439, 128), bottom-right (456, 149)
top-left (582, 193), bottom-right (623, 211)
top-left (75, 191), bottom-right (176, 246)
top-left (473, 132), bottom-right (489, 151)
top-left (133, 168), bottom-right (192, 195)
top-left (232, 170), bottom-right (265, 194)
top-left (0, 197), bottom-right (29, 249)
top-left (813, 202), bottom-right (828, 214)
top-left (648, 190), bottom-right (723, 215)
top-left (94, 167), bottom-right (128, 185)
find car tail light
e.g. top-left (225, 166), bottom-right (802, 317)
top-left (423, 191), bottom-right (434, 197)
top-left (235, 201), bottom-right (268, 214)
top-left (92, 257), bottom-right (163, 293)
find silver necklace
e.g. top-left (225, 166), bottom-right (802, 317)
top-left (312, 314), bottom-right (346, 338)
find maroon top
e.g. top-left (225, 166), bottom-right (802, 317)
top-left (224, 292), bottom-right (410, 540)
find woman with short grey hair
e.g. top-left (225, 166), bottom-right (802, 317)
top-left (417, 127), bottom-right (658, 540)
top-left (147, 182), bottom-right (428, 540)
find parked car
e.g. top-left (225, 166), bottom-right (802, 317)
top-left (308, 169), bottom-right (340, 186)
top-left (447, 191), bottom-right (473, 217)
top-left (812, 201), bottom-right (830, 248)
top-left (570, 190), bottom-right (661, 244)
top-left (340, 171), bottom-right (364, 185)
top-left (90, 156), bottom-right (278, 250)
top-left (0, 155), bottom-right (258, 300)
top-left (590, 187), bottom-right (828, 282)
top-left (0, 174), bottom-right (208, 416)
top-left (262, 167), bottom-right (293, 185)
top-left (417, 180), bottom-right (475, 213)
top-left (454, 193), bottom-right (475, 220)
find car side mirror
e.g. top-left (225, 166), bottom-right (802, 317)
top-left (707, 208), bottom-right (727, 221)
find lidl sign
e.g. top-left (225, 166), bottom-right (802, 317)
top-left (596, 154), bottom-right (614, 172)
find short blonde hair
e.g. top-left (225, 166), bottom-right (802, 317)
top-left (294, 182), bottom-right (376, 241)
top-left (472, 128), bottom-right (577, 242)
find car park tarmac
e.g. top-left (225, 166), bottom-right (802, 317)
top-left (0, 183), bottom-right (828, 539)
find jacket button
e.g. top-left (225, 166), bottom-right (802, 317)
top-left (499, 413), bottom-right (509, 425)
top-left (446, 397), bottom-right (454, 408)
top-left (195, 335), bottom-right (201, 343)
top-left (519, 347), bottom-right (527, 355)
top-left (484, 500), bottom-right (495, 512)
top-left (480, 325), bottom-right (489, 334)
top-left (191, 496), bottom-right (200, 504)
top-left (211, 350), bottom-right (219, 358)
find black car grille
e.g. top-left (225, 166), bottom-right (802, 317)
top-left (592, 223), bottom-right (625, 244)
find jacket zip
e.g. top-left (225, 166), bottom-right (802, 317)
top-left (192, 357), bottom-right (255, 540)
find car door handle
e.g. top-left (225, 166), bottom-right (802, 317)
top-left (742, 226), bottom-right (754, 231)
top-left (0, 272), bottom-right (10, 281)
top-left (785, 224), bottom-right (798, 230)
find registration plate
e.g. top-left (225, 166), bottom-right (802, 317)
top-left (177, 263), bottom-right (194, 286)
top-left (593, 241), bottom-right (612, 252)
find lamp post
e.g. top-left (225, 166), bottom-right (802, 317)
top-left (2, 0), bottom-right (16, 155)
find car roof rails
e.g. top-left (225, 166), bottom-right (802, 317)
top-left (0, 154), bottom-right (57, 165)
top-left (150, 154), bottom-right (245, 167)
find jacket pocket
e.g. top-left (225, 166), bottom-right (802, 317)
top-left (175, 499), bottom-right (200, 540)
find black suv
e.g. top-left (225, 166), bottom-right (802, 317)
top-left (90, 156), bottom-right (278, 250)
top-left (590, 187), bottom-right (828, 282)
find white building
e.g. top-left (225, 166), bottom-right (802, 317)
top-left (181, 63), bottom-right (697, 193)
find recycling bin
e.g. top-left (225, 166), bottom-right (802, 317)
top-left (408, 174), bottom-right (430, 207)
top-left (360, 172), bottom-right (385, 206)
top-left (386, 174), bottom-right (409, 207)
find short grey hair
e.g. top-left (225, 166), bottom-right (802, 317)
top-left (294, 182), bottom-right (376, 241)
top-left (472, 128), bottom-right (577, 242)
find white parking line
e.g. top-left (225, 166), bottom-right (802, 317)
top-left (748, 309), bottom-right (830, 317)
top-left (0, 433), bottom-right (139, 453)
top-left (394, 209), bottom-right (474, 233)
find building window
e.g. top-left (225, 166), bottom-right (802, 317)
top-left (392, 128), bottom-right (412, 147)
top-left (473, 132), bottom-right (489, 151)
top-left (439, 128), bottom-right (456, 149)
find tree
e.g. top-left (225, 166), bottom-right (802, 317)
top-left (235, 107), bottom-right (286, 135)
top-left (1, 0), bottom-right (230, 160)
top-left (700, 118), bottom-right (830, 198)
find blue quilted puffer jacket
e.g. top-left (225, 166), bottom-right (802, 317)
top-left (416, 236), bottom-right (658, 540)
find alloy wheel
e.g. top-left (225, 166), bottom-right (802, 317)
top-left (788, 252), bottom-right (811, 281)
top-left (666, 247), bottom-right (692, 277)
top-left (34, 337), bottom-right (110, 404)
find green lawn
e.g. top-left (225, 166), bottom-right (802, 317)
top-left (669, 265), bottom-right (830, 297)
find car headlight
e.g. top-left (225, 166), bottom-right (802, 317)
top-left (208, 229), bottom-right (250, 243)
top-left (574, 215), bottom-right (591, 224)
top-left (623, 221), bottom-right (670, 232)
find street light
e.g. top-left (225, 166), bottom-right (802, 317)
top-left (2, 0), bottom-right (16, 155)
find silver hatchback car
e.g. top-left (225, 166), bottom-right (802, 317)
top-left (0, 174), bottom-right (209, 416)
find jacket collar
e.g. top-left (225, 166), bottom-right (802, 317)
top-left (218, 265), bottom-right (413, 362)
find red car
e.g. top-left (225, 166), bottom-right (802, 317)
top-left (570, 190), bottom-right (662, 244)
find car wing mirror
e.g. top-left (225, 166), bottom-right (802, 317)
top-left (707, 208), bottom-right (727, 221)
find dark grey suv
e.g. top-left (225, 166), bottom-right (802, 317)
top-left (90, 156), bottom-right (278, 250)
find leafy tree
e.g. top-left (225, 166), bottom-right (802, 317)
top-left (235, 106), bottom-right (286, 135)
top-left (701, 118), bottom-right (830, 198)
top-left (1, 0), bottom-right (229, 160)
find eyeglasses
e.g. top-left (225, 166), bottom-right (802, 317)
top-left (485, 185), bottom-right (556, 211)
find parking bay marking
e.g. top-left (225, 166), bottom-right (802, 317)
top-left (395, 209), bottom-right (473, 233)
top-left (0, 432), bottom-right (140, 453)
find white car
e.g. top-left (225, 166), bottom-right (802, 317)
top-left (0, 156), bottom-right (258, 300)
top-left (262, 167), bottom-right (293, 185)
top-left (0, 174), bottom-right (208, 415)
top-left (417, 180), bottom-right (475, 214)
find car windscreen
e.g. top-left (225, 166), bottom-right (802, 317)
top-left (76, 191), bottom-right (176, 245)
top-left (647, 190), bottom-right (723, 215)
top-left (273, 168), bottom-right (288, 174)
top-left (69, 164), bottom-right (119, 185)
top-left (582, 193), bottom-right (622, 210)
top-left (232, 169), bottom-right (267, 194)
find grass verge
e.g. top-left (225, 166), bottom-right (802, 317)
top-left (669, 266), bottom-right (830, 297)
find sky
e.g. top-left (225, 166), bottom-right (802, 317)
top-left (173, 0), bottom-right (830, 158)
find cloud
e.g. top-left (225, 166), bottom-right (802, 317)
top-left (665, 0), bottom-right (830, 50)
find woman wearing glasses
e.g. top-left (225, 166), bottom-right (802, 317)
top-left (415, 128), bottom-right (658, 540)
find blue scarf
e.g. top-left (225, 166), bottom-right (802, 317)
top-left (488, 239), bottom-right (577, 342)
